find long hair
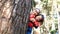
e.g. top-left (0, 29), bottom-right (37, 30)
top-left (37, 14), bottom-right (44, 24)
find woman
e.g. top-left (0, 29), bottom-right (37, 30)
top-left (26, 8), bottom-right (40, 34)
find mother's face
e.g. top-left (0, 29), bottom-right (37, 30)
top-left (33, 10), bottom-right (38, 15)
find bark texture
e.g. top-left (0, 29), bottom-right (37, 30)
top-left (0, 0), bottom-right (32, 34)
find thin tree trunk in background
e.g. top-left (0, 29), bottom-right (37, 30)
top-left (0, 0), bottom-right (32, 34)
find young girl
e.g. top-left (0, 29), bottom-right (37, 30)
top-left (31, 14), bottom-right (44, 34)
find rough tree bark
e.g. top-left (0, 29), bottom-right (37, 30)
top-left (0, 0), bottom-right (32, 34)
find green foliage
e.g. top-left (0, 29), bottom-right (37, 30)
top-left (57, 1), bottom-right (60, 4)
top-left (50, 30), bottom-right (56, 34)
top-left (40, 0), bottom-right (43, 2)
top-left (31, 0), bottom-right (36, 8)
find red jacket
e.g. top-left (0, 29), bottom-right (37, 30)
top-left (34, 20), bottom-right (40, 27)
top-left (28, 14), bottom-right (35, 28)
top-left (28, 20), bottom-right (40, 28)
top-left (28, 22), bottom-right (33, 28)
top-left (28, 14), bottom-right (40, 28)
top-left (29, 14), bottom-right (35, 20)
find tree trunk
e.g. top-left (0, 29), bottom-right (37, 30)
top-left (0, 0), bottom-right (32, 34)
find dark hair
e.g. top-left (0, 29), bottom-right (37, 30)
top-left (37, 14), bottom-right (44, 23)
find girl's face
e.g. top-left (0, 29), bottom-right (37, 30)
top-left (36, 16), bottom-right (42, 21)
top-left (36, 16), bottom-right (43, 26)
